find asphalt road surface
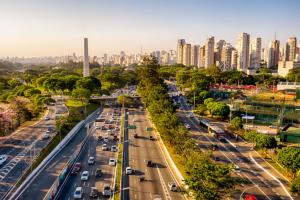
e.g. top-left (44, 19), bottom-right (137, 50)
top-left (126, 108), bottom-right (184, 200)
top-left (14, 107), bottom-right (101, 200)
top-left (166, 81), bottom-right (296, 200)
top-left (0, 105), bottom-right (57, 199)
top-left (60, 107), bottom-right (121, 200)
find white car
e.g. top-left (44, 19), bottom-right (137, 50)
top-left (74, 187), bottom-right (83, 199)
top-left (88, 156), bottom-right (95, 165)
top-left (125, 166), bottom-right (133, 175)
top-left (0, 155), bottom-right (7, 165)
top-left (234, 165), bottom-right (241, 173)
top-left (41, 134), bottom-right (50, 140)
top-left (102, 144), bottom-right (108, 151)
top-left (81, 171), bottom-right (89, 181)
top-left (111, 145), bottom-right (117, 152)
top-left (44, 116), bottom-right (50, 121)
top-left (184, 123), bottom-right (191, 130)
top-left (109, 158), bottom-right (116, 166)
top-left (104, 137), bottom-right (109, 143)
top-left (168, 182), bottom-right (178, 191)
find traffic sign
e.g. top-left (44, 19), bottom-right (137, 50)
top-left (128, 125), bottom-right (136, 129)
top-left (146, 127), bottom-right (153, 131)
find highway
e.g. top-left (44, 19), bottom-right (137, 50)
top-left (0, 104), bottom-right (61, 199)
top-left (59, 107), bottom-right (121, 200)
top-left (167, 81), bottom-right (296, 200)
top-left (13, 107), bottom-right (100, 200)
top-left (125, 108), bottom-right (184, 200)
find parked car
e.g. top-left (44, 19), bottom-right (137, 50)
top-left (95, 168), bottom-right (102, 177)
top-left (109, 158), bottom-right (116, 166)
top-left (73, 187), bottom-right (83, 199)
top-left (88, 156), bottom-right (95, 165)
top-left (102, 184), bottom-right (111, 196)
top-left (184, 123), bottom-right (191, 130)
top-left (134, 133), bottom-right (138, 138)
top-left (89, 187), bottom-right (99, 198)
top-left (81, 171), bottom-right (89, 181)
top-left (149, 136), bottom-right (155, 140)
top-left (44, 116), bottom-right (50, 121)
top-left (168, 182), bottom-right (178, 191)
top-left (71, 162), bottom-right (82, 175)
top-left (102, 144), bottom-right (108, 151)
top-left (98, 136), bottom-right (103, 141)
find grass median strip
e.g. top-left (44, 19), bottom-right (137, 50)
top-left (113, 113), bottom-right (125, 200)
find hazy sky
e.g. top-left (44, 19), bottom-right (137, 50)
top-left (0, 0), bottom-right (299, 57)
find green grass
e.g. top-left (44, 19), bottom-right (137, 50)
top-left (65, 99), bottom-right (86, 107)
top-left (113, 113), bottom-right (125, 200)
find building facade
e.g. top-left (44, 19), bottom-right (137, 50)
top-left (83, 38), bottom-right (90, 77)
top-left (237, 32), bottom-right (250, 72)
top-left (205, 36), bottom-right (215, 68)
top-left (177, 39), bottom-right (186, 64)
top-left (183, 43), bottom-right (191, 66)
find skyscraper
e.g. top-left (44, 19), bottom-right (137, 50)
top-left (267, 40), bottom-right (280, 68)
top-left (183, 43), bottom-right (191, 66)
top-left (231, 50), bottom-right (238, 69)
top-left (83, 38), bottom-right (90, 77)
top-left (250, 37), bottom-right (261, 69)
top-left (177, 39), bottom-right (186, 64)
top-left (191, 45), bottom-right (200, 67)
top-left (198, 46), bottom-right (205, 68)
top-left (205, 36), bottom-right (214, 68)
top-left (221, 44), bottom-right (233, 70)
top-left (285, 37), bottom-right (297, 61)
top-left (215, 40), bottom-right (226, 63)
top-left (237, 32), bottom-right (250, 72)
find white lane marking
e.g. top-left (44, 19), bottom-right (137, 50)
top-left (250, 154), bottom-right (294, 200)
top-left (156, 166), bottom-right (171, 200)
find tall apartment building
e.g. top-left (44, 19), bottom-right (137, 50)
top-left (83, 38), bottom-right (90, 77)
top-left (221, 44), bottom-right (232, 70)
top-left (183, 43), bottom-right (191, 66)
top-left (236, 32), bottom-right (250, 72)
top-left (231, 50), bottom-right (238, 69)
top-left (177, 39), bottom-right (186, 64)
top-left (215, 40), bottom-right (226, 63)
top-left (250, 37), bottom-right (261, 69)
top-left (191, 45), bottom-right (200, 67)
top-left (267, 40), bottom-right (280, 68)
top-left (285, 37), bottom-right (297, 61)
top-left (205, 36), bottom-right (215, 68)
top-left (198, 46), bottom-right (205, 68)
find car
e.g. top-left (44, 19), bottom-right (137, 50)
top-left (111, 145), bottom-right (117, 152)
top-left (133, 119), bottom-right (138, 122)
top-left (184, 123), bottom-right (191, 130)
top-left (168, 182), bottom-right (178, 191)
top-left (109, 158), bottom-right (116, 166)
top-left (149, 136), bottom-right (155, 140)
top-left (214, 157), bottom-right (220, 161)
top-left (71, 162), bottom-right (82, 175)
top-left (104, 137), bottom-right (109, 143)
top-left (187, 113), bottom-right (194, 118)
top-left (134, 133), bottom-right (138, 138)
top-left (125, 166), bottom-right (133, 175)
top-left (88, 156), bottom-right (95, 165)
top-left (73, 187), bottom-right (83, 199)
top-left (234, 165), bottom-right (241, 173)
top-left (102, 143), bottom-right (108, 151)
top-left (212, 145), bottom-right (218, 151)
top-left (0, 155), bottom-right (7, 165)
top-left (81, 171), bottom-right (89, 181)
top-left (95, 168), bottom-right (102, 177)
top-left (102, 184), bottom-right (112, 196)
top-left (98, 135), bottom-right (103, 141)
top-left (179, 107), bottom-right (183, 110)
top-left (41, 134), bottom-right (50, 140)
top-left (89, 187), bottom-right (99, 198)
top-left (44, 116), bottom-right (50, 121)
top-left (219, 137), bottom-right (227, 143)
top-left (146, 160), bottom-right (154, 167)
top-left (153, 195), bottom-right (162, 200)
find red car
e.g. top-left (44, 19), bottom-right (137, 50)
top-left (71, 162), bottom-right (82, 175)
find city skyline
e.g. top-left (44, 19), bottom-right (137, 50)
top-left (0, 0), bottom-right (299, 57)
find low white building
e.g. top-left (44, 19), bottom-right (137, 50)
top-left (277, 82), bottom-right (300, 91)
top-left (278, 61), bottom-right (300, 77)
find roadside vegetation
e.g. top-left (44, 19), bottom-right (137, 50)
top-left (137, 56), bottom-right (244, 199)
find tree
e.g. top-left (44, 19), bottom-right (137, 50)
top-left (204, 98), bottom-right (214, 105)
top-left (8, 79), bottom-right (22, 88)
top-left (117, 95), bottom-right (134, 106)
top-left (72, 88), bottom-right (91, 105)
top-left (255, 134), bottom-right (277, 149)
top-left (230, 117), bottom-right (243, 130)
top-left (24, 88), bottom-right (41, 97)
top-left (76, 77), bottom-right (101, 93)
top-left (195, 104), bottom-right (207, 116)
top-left (277, 147), bottom-right (300, 175)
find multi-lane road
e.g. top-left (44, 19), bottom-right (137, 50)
top-left (0, 104), bottom-right (64, 199)
top-left (167, 81), bottom-right (296, 200)
top-left (123, 108), bottom-right (184, 200)
top-left (60, 107), bottom-right (121, 200)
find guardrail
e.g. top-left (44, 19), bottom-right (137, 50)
top-left (8, 107), bottom-right (101, 200)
